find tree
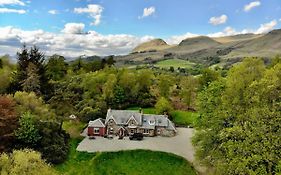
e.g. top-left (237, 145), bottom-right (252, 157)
top-left (22, 63), bottom-right (41, 95)
top-left (198, 68), bottom-right (220, 90)
top-left (0, 149), bottom-right (57, 175)
top-left (0, 59), bottom-right (2, 69)
top-left (15, 112), bottom-right (41, 146)
top-left (155, 97), bottom-right (173, 115)
top-left (46, 55), bottom-right (68, 81)
top-left (193, 58), bottom-right (281, 174)
top-left (158, 74), bottom-right (174, 98)
top-left (106, 55), bottom-right (116, 67)
top-left (13, 91), bottom-right (55, 120)
top-left (179, 76), bottom-right (198, 108)
top-left (0, 95), bottom-right (18, 152)
top-left (11, 45), bottom-right (51, 99)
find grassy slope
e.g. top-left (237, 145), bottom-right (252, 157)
top-left (126, 107), bottom-right (198, 127)
top-left (63, 120), bottom-right (87, 138)
top-left (155, 59), bottom-right (195, 69)
top-left (55, 139), bottom-right (197, 175)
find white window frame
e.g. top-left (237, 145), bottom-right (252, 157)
top-left (130, 129), bottom-right (135, 134)
top-left (157, 129), bottom-right (161, 135)
top-left (144, 129), bottom-right (149, 134)
top-left (94, 128), bottom-right (100, 134)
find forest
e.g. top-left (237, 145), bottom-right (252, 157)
top-left (0, 44), bottom-right (281, 174)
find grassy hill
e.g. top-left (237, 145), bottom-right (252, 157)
top-left (132, 39), bottom-right (172, 52)
top-left (115, 28), bottom-right (281, 68)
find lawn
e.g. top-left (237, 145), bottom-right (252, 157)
top-left (62, 120), bottom-right (87, 138)
top-left (55, 139), bottom-right (197, 175)
top-left (171, 110), bottom-right (198, 127)
top-left (126, 107), bottom-right (198, 127)
top-left (155, 59), bottom-right (195, 69)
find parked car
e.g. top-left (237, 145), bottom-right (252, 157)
top-left (129, 133), bottom-right (143, 141)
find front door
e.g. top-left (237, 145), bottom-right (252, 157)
top-left (118, 128), bottom-right (124, 137)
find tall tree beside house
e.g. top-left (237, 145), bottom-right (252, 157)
top-left (158, 74), bottom-right (174, 98)
top-left (179, 76), bottom-right (198, 108)
top-left (0, 95), bottom-right (18, 152)
top-left (193, 58), bottom-right (281, 174)
top-left (155, 97), bottom-right (173, 115)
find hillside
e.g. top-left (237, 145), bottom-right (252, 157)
top-left (116, 28), bottom-right (281, 67)
top-left (132, 39), bottom-right (171, 52)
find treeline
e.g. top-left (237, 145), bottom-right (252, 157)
top-left (193, 57), bottom-right (281, 174)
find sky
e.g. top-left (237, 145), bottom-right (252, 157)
top-left (0, 0), bottom-right (281, 57)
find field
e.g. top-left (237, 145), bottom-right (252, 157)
top-left (55, 139), bottom-right (197, 175)
top-left (127, 107), bottom-right (198, 127)
top-left (171, 110), bottom-right (198, 127)
top-left (155, 59), bottom-right (195, 69)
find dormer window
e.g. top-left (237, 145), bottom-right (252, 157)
top-left (149, 120), bottom-right (155, 125)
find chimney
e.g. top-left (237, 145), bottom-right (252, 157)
top-left (108, 108), bottom-right (112, 113)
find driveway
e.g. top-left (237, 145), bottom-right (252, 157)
top-left (77, 128), bottom-right (206, 174)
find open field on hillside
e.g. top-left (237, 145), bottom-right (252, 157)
top-left (155, 59), bottom-right (195, 69)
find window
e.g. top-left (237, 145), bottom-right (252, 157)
top-left (157, 129), bottom-right (161, 135)
top-left (94, 128), bottom-right (100, 134)
top-left (144, 129), bottom-right (149, 134)
top-left (130, 129), bottom-right (135, 134)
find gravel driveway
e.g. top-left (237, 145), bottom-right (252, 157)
top-left (77, 128), bottom-right (206, 174)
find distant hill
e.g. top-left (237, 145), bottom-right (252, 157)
top-left (116, 28), bottom-right (281, 67)
top-left (213, 34), bottom-right (263, 43)
top-left (132, 39), bottom-right (171, 52)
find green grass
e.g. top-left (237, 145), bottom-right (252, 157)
top-left (155, 59), bottom-right (195, 69)
top-left (171, 110), bottom-right (198, 127)
top-left (55, 139), bottom-right (196, 175)
top-left (126, 106), bottom-right (157, 114)
top-left (126, 107), bottom-right (198, 127)
top-left (63, 120), bottom-right (87, 139)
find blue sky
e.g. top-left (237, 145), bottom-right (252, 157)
top-left (0, 0), bottom-right (281, 57)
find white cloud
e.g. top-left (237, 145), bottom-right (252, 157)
top-left (255, 20), bottom-right (277, 34)
top-left (0, 26), bottom-right (154, 58)
top-left (139, 6), bottom-right (156, 19)
top-left (61, 23), bottom-right (85, 34)
top-left (48, 10), bottom-right (58, 15)
top-left (209, 14), bottom-right (227, 25)
top-left (166, 33), bottom-right (199, 45)
top-left (279, 18), bottom-right (281, 21)
top-left (0, 7), bottom-right (26, 14)
top-left (74, 4), bottom-right (103, 26)
top-left (244, 1), bottom-right (261, 12)
top-left (0, 0), bottom-right (25, 6)
top-left (207, 26), bottom-right (238, 37)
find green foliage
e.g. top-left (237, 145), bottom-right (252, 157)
top-left (155, 97), bottom-right (173, 115)
top-left (179, 76), bottom-right (198, 107)
top-left (194, 58), bottom-right (281, 174)
top-left (15, 112), bottom-right (41, 146)
top-left (37, 121), bottom-right (70, 164)
top-left (198, 68), bottom-right (220, 90)
top-left (56, 139), bottom-right (196, 175)
top-left (46, 55), bottom-right (68, 81)
top-left (22, 63), bottom-right (41, 95)
top-left (13, 91), bottom-right (55, 120)
top-left (158, 74), bottom-right (174, 98)
top-left (11, 45), bottom-right (51, 99)
top-left (0, 58), bottom-right (2, 69)
top-left (0, 149), bottom-right (57, 175)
